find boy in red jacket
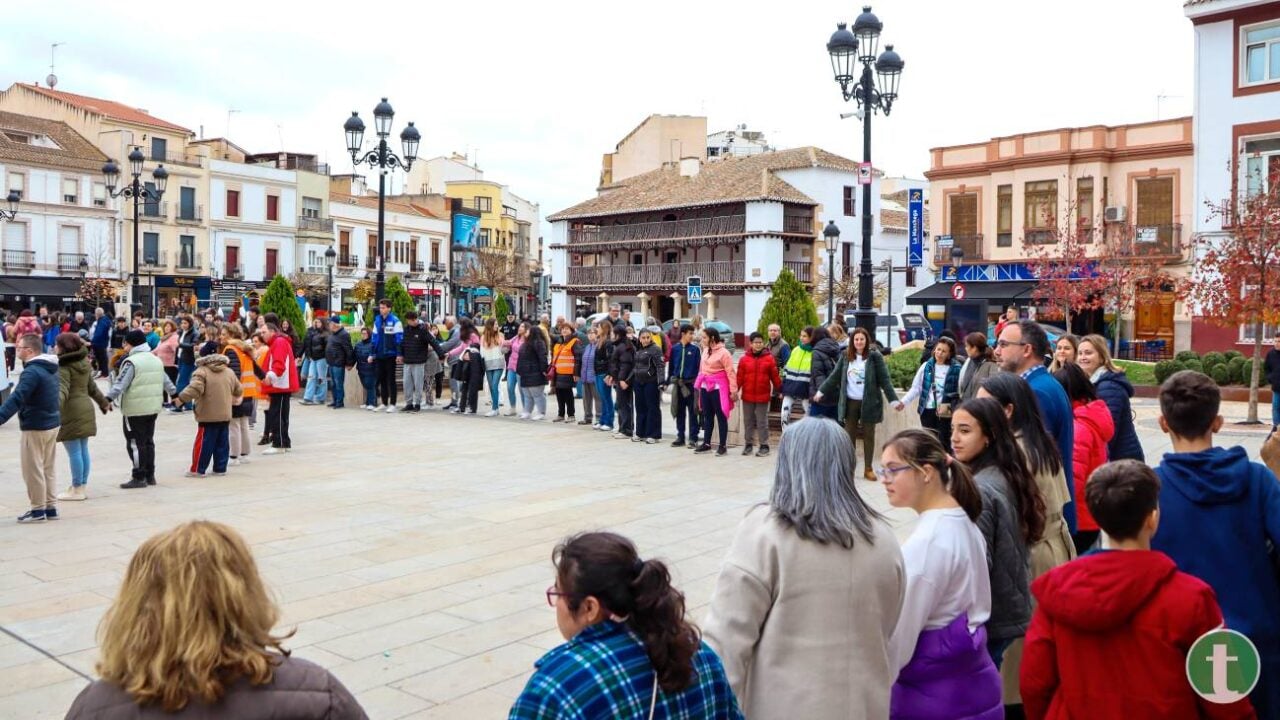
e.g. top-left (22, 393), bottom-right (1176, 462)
top-left (736, 332), bottom-right (781, 457)
top-left (1021, 460), bottom-right (1254, 720)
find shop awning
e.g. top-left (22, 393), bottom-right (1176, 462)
top-left (0, 277), bottom-right (84, 301)
top-left (906, 280), bottom-right (1037, 304)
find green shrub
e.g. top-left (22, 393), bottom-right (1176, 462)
top-left (1210, 365), bottom-right (1231, 386)
top-left (1202, 352), bottom-right (1226, 369)
top-left (1240, 357), bottom-right (1259, 386)
top-left (886, 348), bottom-right (922, 390)
top-left (383, 275), bottom-right (416, 320)
top-left (757, 269), bottom-right (820, 347)
top-left (1153, 360), bottom-right (1186, 385)
top-left (1182, 359), bottom-right (1203, 373)
top-left (494, 294), bottom-right (511, 322)
top-left (1175, 350), bottom-right (1200, 364)
top-left (1224, 350), bottom-right (1243, 363)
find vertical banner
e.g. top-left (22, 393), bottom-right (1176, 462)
top-left (908, 188), bottom-right (923, 267)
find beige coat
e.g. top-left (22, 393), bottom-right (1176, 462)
top-left (703, 505), bottom-right (905, 720)
top-left (176, 354), bottom-right (243, 423)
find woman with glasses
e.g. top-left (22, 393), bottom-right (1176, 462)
top-left (510, 532), bottom-right (741, 719)
top-left (704, 418), bottom-right (905, 719)
top-left (879, 428), bottom-right (1002, 720)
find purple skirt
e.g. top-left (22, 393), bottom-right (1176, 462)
top-left (891, 613), bottom-right (1003, 720)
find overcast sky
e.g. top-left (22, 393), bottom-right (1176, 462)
top-left (5, 0), bottom-right (1192, 238)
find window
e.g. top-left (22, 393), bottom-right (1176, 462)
top-left (1076, 177), bottom-right (1094, 234)
top-left (7, 171), bottom-right (24, 199)
top-left (3, 131), bottom-right (30, 144)
top-left (226, 189), bottom-right (240, 218)
top-left (179, 187), bottom-right (196, 220)
top-left (143, 182), bottom-right (160, 217)
top-left (431, 241), bottom-right (440, 266)
top-left (143, 232), bottom-right (159, 264)
top-left (1242, 20), bottom-right (1280, 85)
top-left (1135, 177), bottom-right (1175, 245)
top-left (3, 221), bottom-right (26, 251)
top-left (1024, 180), bottom-right (1057, 244)
top-left (843, 186), bottom-right (855, 216)
top-left (367, 233), bottom-right (378, 264)
top-left (1240, 321), bottom-right (1280, 343)
top-left (473, 196), bottom-right (492, 213)
top-left (905, 266), bottom-right (917, 287)
top-left (410, 237), bottom-right (418, 264)
top-left (302, 196), bottom-right (322, 218)
top-left (479, 228), bottom-right (490, 246)
top-left (150, 137), bottom-right (167, 161)
top-left (949, 193), bottom-right (978, 237)
top-left (340, 229), bottom-right (351, 258)
top-left (179, 235), bottom-right (195, 267)
top-left (266, 194), bottom-right (279, 222)
top-left (1244, 136), bottom-right (1280, 196)
top-left (265, 248), bottom-right (278, 278)
top-left (996, 185), bottom-right (1013, 247)
top-left (58, 225), bottom-right (81, 257)
top-left (225, 246), bottom-right (239, 276)
top-left (93, 182), bottom-right (107, 207)
top-left (62, 177), bottom-right (78, 204)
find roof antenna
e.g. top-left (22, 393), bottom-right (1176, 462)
top-left (226, 109), bottom-right (240, 137)
top-left (47, 42), bottom-right (63, 88)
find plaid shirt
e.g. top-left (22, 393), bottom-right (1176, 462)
top-left (508, 620), bottom-right (742, 720)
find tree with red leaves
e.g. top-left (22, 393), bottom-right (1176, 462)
top-left (1187, 181), bottom-right (1280, 424)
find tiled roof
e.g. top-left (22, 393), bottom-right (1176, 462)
top-left (22, 84), bottom-right (191, 134)
top-left (0, 110), bottom-right (108, 172)
top-left (330, 192), bottom-right (427, 216)
top-left (549, 147), bottom-right (859, 221)
top-left (879, 206), bottom-right (929, 234)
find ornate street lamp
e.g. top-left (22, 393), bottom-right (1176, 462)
top-left (0, 190), bottom-right (18, 221)
top-left (827, 6), bottom-right (904, 334)
top-left (343, 98), bottom-right (420, 301)
top-left (325, 245), bottom-right (337, 314)
top-left (103, 148), bottom-right (168, 313)
top-left (823, 220), bottom-right (841, 324)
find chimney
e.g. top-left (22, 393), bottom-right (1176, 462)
top-left (679, 157), bottom-right (701, 178)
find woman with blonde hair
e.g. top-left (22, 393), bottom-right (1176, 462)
top-left (67, 521), bottom-right (367, 718)
top-left (1075, 333), bottom-right (1144, 462)
top-left (1048, 333), bottom-right (1079, 374)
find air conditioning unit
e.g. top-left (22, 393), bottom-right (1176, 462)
top-left (1103, 206), bottom-right (1127, 223)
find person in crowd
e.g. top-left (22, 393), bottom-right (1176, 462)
top-left (175, 315), bottom-right (199, 409)
top-left (177, 351), bottom-right (243, 478)
top-left (694, 327), bottom-right (736, 456)
top-left (1266, 331), bottom-right (1280, 428)
top-left (279, 318), bottom-right (301, 359)
top-left (998, 319), bottom-right (1076, 532)
top-left (1048, 333), bottom-right (1079, 374)
top-left (1021, 461), bottom-right (1255, 720)
top-left (478, 317), bottom-right (506, 417)
top-left (220, 323), bottom-right (260, 465)
top-left (502, 321), bottom-right (526, 418)
top-left (54, 333), bottom-right (110, 502)
top-left (324, 317), bottom-right (354, 409)
top-left (631, 328), bottom-right (664, 444)
top-left (666, 324), bottom-right (700, 447)
top-left (766, 323), bottom-right (791, 370)
top-left (607, 324), bottom-right (636, 438)
top-left (260, 322), bottom-right (299, 455)
top-left (780, 326), bottom-right (815, 425)
top-left (109, 315), bottom-right (128, 354)
top-left (300, 318), bottom-right (329, 406)
top-left (155, 319), bottom-right (180, 411)
top-left (448, 318), bottom-right (483, 415)
top-left (370, 299), bottom-right (403, 413)
top-left (1053, 362), bottom-right (1115, 555)
top-left (510, 532), bottom-right (741, 719)
top-left (573, 317), bottom-right (589, 399)
top-left (704, 418), bottom-right (904, 719)
top-left (949, 397), bottom-right (1045, 668)
top-left (605, 303), bottom-right (626, 330)
top-left (590, 322), bottom-right (614, 431)
top-left (737, 332), bottom-right (782, 457)
top-left (1, 334), bottom-right (62, 522)
top-left (143, 319), bottom-right (159, 349)
top-left (249, 333), bottom-right (269, 438)
top-left (500, 313), bottom-right (519, 340)
top-left (578, 326), bottom-right (601, 426)
top-left (401, 311), bottom-right (439, 413)
top-left (1150, 370), bottom-right (1280, 718)
top-left (515, 321), bottom-right (549, 421)
top-left (198, 324), bottom-right (221, 358)
top-left (13, 309), bottom-right (41, 350)
top-left (1076, 334), bottom-right (1144, 462)
top-left (354, 328), bottom-right (378, 411)
top-left (90, 307), bottom-right (111, 378)
top-left (106, 329), bottom-right (177, 489)
top-left (958, 332), bottom-right (999, 402)
top-left (814, 327), bottom-right (897, 477)
top-left (879, 428), bottom-right (1002, 720)
top-left (995, 305), bottom-right (1018, 339)
top-left (807, 326), bottom-right (841, 420)
top-left (550, 323), bottom-right (581, 423)
top-left (439, 316), bottom-right (463, 410)
top-left (919, 329), bottom-right (956, 370)
top-left (242, 307), bottom-right (260, 336)
top-left (900, 336), bottom-right (962, 449)
top-left (66, 521), bottom-right (368, 719)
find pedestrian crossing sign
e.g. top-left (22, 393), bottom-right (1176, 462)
top-left (687, 276), bottom-right (702, 305)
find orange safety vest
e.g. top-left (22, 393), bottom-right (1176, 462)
top-left (225, 344), bottom-right (263, 399)
top-left (553, 338), bottom-right (577, 377)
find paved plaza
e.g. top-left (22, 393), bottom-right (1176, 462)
top-left (0, 389), bottom-right (1269, 719)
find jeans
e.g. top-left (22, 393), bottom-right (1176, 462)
top-left (328, 365), bottom-right (346, 407)
top-left (520, 386), bottom-right (547, 416)
top-left (595, 375), bottom-right (615, 428)
top-left (404, 363), bottom-right (426, 405)
top-left (484, 369), bottom-right (503, 410)
top-left (302, 357), bottom-right (327, 403)
top-left (700, 389), bottom-right (729, 448)
top-left (780, 396), bottom-right (810, 426)
top-left (123, 413), bottom-right (157, 482)
top-left (808, 402), bottom-right (838, 420)
top-left (507, 369), bottom-right (520, 411)
top-left (63, 437), bottom-right (91, 487)
top-left (1272, 391), bottom-right (1280, 428)
top-left (555, 387), bottom-right (576, 418)
top-left (360, 373), bottom-right (377, 407)
top-left (376, 357), bottom-right (397, 406)
top-left (672, 380), bottom-right (699, 441)
top-left (266, 394), bottom-right (291, 448)
top-left (581, 376), bottom-right (598, 422)
top-left (176, 360), bottom-right (195, 409)
top-left (192, 421), bottom-right (230, 474)
top-left (635, 381), bottom-right (661, 439)
top-left (575, 378), bottom-right (584, 399)
top-left (91, 345), bottom-right (108, 376)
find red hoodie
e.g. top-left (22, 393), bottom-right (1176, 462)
top-left (262, 333), bottom-right (299, 394)
top-left (736, 349), bottom-right (781, 404)
top-left (1022, 550), bottom-right (1255, 720)
top-left (1071, 398), bottom-right (1115, 531)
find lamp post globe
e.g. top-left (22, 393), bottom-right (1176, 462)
top-left (3, 190), bottom-right (18, 218)
top-left (152, 164), bottom-right (169, 194)
top-left (127, 147), bottom-right (144, 177)
top-left (325, 245), bottom-right (336, 313)
top-left (101, 161), bottom-right (120, 193)
top-left (344, 112), bottom-right (365, 155)
top-left (823, 221), bottom-right (841, 324)
top-left (373, 98), bottom-right (394, 138)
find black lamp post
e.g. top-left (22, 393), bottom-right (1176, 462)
top-left (324, 245), bottom-right (336, 314)
top-left (103, 148), bottom-right (168, 314)
top-left (343, 99), bottom-right (420, 302)
top-left (823, 220), bottom-right (840, 323)
top-left (827, 6), bottom-right (904, 334)
top-left (0, 190), bottom-right (18, 221)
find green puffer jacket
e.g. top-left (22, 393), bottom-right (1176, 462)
top-left (58, 347), bottom-right (108, 442)
top-left (816, 350), bottom-right (897, 425)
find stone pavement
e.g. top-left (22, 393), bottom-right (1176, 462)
top-left (0, 387), bottom-right (1268, 719)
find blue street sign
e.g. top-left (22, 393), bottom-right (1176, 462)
top-left (687, 275), bottom-right (702, 305)
top-left (908, 189), bottom-right (923, 267)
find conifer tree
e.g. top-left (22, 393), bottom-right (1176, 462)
top-left (384, 275), bottom-right (415, 319)
top-left (756, 269), bottom-right (819, 346)
top-left (259, 274), bottom-right (305, 333)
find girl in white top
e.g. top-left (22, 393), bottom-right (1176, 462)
top-left (879, 428), bottom-right (1002, 719)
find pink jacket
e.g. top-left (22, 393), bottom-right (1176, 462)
top-left (698, 345), bottom-right (738, 394)
top-left (505, 335), bottom-right (524, 372)
top-left (153, 333), bottom-right (179, 367)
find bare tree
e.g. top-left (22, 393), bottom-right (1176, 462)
top-left (77, 229), bottom-right (121, 308)
top-left (811, 267), bottom-right (886, 317)
top-left (458, 248), bottom-right (519, 296)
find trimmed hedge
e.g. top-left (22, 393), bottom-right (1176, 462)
top-left (1154, 360), bottom-right (1185, 385)
top-left (1181, 359), bottom-right (1203, 373)
top-left (1210, 365), bottom-right (1231, 386)
top-left (886, 348), bottom-right (922, 391)
top-left (1175, 350), bottom-right (1200, 364)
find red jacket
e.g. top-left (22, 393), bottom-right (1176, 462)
top-left (1071, 399), bottom-right (1115, 531)
top-left (736, 349), bottom-right (781, 404)
top-left (1022, 550), bottom-right (1254, 720)
top-left (262, 333), bottom-right (299, 394)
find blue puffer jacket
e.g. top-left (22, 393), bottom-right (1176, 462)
top-left (0, 355), bottom-right (61, 431)
top-left (354, 338), bottom-right (377, 381)
top-left (91, 316), bottom-right (111, 348)
top-left (1094, 369), bottom-right (1143, 462)
top-left (372, 312), bottom-right (403, 359)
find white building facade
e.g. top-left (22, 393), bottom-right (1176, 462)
top-left (207, 159), bottom-right (298, 303)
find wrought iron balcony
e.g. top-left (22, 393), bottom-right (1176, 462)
top-left (176, 205), bottom-right (204, 224)
top-left (58, 253), bottom-right (88, 273)
top-left (2, 249), bottom-right (34, 271)
top-left (932, 235), bottom-right (985, 265)
top-left (337, 252), bottom-right (357, 268)
top-left (365, 255), bottom-right (378, 270)
top-left (224, 263), bottom-right (244, 279)
top-left (175, 252), bottom-right (203, 274)
top-left (1128, 224), bottom-right (1183, 258)
top-left (140, 250), bottom-right (168, 270)
top-left (428, 262), bottom-right (447, 274)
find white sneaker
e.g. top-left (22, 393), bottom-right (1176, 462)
top-left (519, 412), bottom-right (530, 419)
top-left (485, 410), bottom-right (499, 417)
top-left (385, 405), bottom-right (397, 413)
top-left (56, 485), bottom-right (86, 501)
top-left (238, 456), bottom-right (250, 464)
top-left (612, 431), bottom-right (625, 439)
top-left (229, 458), bottom-right (240, 466)
top-left (530, 413), bottom-right (545, 421)
top-left (599, 425), bottom-right (613, 432)
top-left (184, 470), bottom-right (204, 478)
top-left (505, 410), bottom-right (517, 417)
top-left (262, 448), bottom-right (283, 455)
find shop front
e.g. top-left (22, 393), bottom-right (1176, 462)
top-left (0, 277), bottom-right (90, 315)
top-left (154, 276), bottom-right (212, 317)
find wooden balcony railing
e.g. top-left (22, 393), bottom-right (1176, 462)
top-left (566, 261), bottom-right (743, 288)
top-left (783, 215), bottom-right (814, 234)
top-left (783, 261), bottom-right (812, 283)
top-left (568, 215), bottom-right (746, 245)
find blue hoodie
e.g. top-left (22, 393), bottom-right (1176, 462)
top-left (372, 312), bottom-right (403, 359)
top-left (1152, 446), bottom-right (1280, 658)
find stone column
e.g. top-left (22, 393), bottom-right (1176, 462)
top-left (669, 292), bottom-right (684, 322)
top-left (597, 292), bottom-right (610, 313)
top-left (637, 292), bottom-right (650, 324)
top-left (704, 292), bottom-right (717, 321)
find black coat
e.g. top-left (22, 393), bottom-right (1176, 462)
top-left (401, 324), bottom-right (440, 365)
top-left (177, 327), bottom-right (200, 366)
top-left (516, 334), bottom-right (548, 387)
top-left (325, 328), bottom-right (355, 368)
top-left (592, 342), bottom-right (612, 376)
top-left (303, 328), bottom-right (329, 361)
top-left (809, 337), bottom-right (842, 406)
top-left (608, 339), bottom-right (636, 384)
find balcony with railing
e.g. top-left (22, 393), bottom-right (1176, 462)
top-left (2, 249), bottom-right (34, 271)
top-left (932, 235), bottom-right (985, 265)
top-left (141, 200), bottom-right (165, 220)
top-left (566, 261), bottom-right (744, 290)
top-left (224, 263), bottom-right (244, 280)
top-left (783, 260), bottom-right (812, 283)
top-left (567, 215), bottom-right (747, 249)
top-left (176, 205), bottom-right (204, 225)
top-left (365, 255), bottom-right (379, 270)
top-left (157, 151), bottom-right (205, 168)
top-left (175, 252), bottom-right (203, 274)
top-left (1128, 224), bottom-right (1183, 259)
top-left (57, 253), bottom-right (87, 273)
top-left (428, 262), bottom-right (447, 274)
top-left (783, 214), bottom-right (815, 234)
top-left (297, 215), bottom-right (335, 234)
top-left (336, 252), bottom-right (357, 269)
top-left (140, 250), bottom-right (168, 271)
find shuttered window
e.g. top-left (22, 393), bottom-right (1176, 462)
top-left (3, 222), bottom-right (26, 251)
top-left (62, 177), bottom-right (78, 204)
top-left (1024, 181), bottom-right (1057, 229)
top-left (949, 193), bottom-right (978, 236)
top-left (58, 225), bottom-right (81, 255)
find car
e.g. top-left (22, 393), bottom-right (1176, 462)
top-left (585, 311), bottom-right (646, 333)
top-left (843, 311), bottom-right (933, 349)
top-left (987, 321), bottom-right (1064, 349)
top-left (660, 319), bottom-right (737, 352)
